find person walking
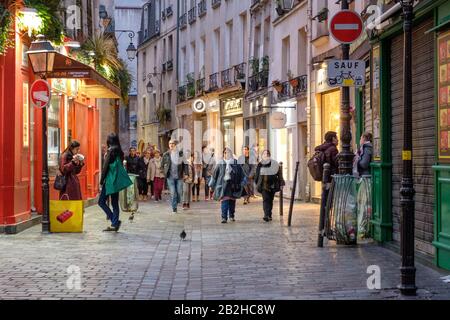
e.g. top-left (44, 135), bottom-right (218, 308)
top-left (147, 145), bottom-right (155, 198)
top-left (238, 146), bottom-right (257, 205)
top-left (137, 150), bottom-right (151, 201)
top-left (59, 140), bottom-right (84, 200)
top-left (353, 132), bottom-right (373, 177)
top-left (202, 146), bottom-right (215, 201)
top-left (125, 147), bottom-right (139, 174)
top-left (314, 131), bottom-right (339, 176)
top-left (148, 149), bottom-right (165, 202)
top-left (209, 147), bottom-right (246, 224)
top-left (192, 151), bottom-right (203, 202)
top-left (182, 154), bottom-right (195, 210)
top-left (162, 139), bottom-right (187, 213)
top-left (99, 133), bottom-right (126, 232)
top-left (255, 150), bottom-right (284, 222)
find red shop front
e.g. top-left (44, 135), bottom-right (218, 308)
top-left (0, 32), bottom-right (120, 233)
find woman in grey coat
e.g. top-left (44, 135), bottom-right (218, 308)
top-left (209, 147), bottom-right (246, 224)
top-left (353, 132), bottom-right (373, 177)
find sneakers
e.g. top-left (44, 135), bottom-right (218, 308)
top-left (172, 208), bottom-right (178, 214)
top-left (230, 217), bottom-right (235, 222)
top-left (263, 217), bottom-right (269, 222)
top-left (114, 220), bottom-right (122, 232)
top-left (221, 219), bottom-right (227, 224)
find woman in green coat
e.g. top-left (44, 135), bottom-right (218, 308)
top-left (99, 133), bottom-right (125, 232)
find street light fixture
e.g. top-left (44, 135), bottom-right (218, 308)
top-left (26, 35), bottom-right (56, 234)
top-left (26, 35), bottom-right (56, 76)
top-left (396, 0), bottom-right (417, 296)
top-left (126, 42), bottom-right (137, 61)
top-left (18, 7), bottom-right (42, 37)
top-left (146, 79), bottom-right (155, 94)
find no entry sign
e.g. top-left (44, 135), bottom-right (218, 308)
top-left (330, 10), bottom-right (363, 44)
top-left (30, 79), bottom-right (51, 109)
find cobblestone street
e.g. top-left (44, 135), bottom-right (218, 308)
top-left (0, 196), bottom-right (449, 300)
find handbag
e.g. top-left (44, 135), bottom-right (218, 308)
top-left (105, 157), bottom-right (133, 196)
top-left (54, 170), bottom-right (66, 191)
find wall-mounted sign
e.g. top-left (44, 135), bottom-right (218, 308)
top-left (222, 98), bottom-right (243, 117)
top-left (270, 111), bottom-right (287, 129)
top-left (30, 79), bottom-right (51, 109)
top-left (192, 99), bottom-right (206, 113)
top-left (330, 10), bottom-right (363, 44)
top-left (327, 60), bottom-right (365, 87)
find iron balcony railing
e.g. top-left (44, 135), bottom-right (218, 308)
top-left (248, 70), bottom-right (269, 93)
top-left (292, 75), bottom-right (308, 96)
top-left (209, 72), bottom-right (220, 91)
top-left (178, 85), bottom-right (187, 102)
top-left (212, 0), bottom-right (221, 9)
top-left (186, 75), bottom-right (196, 99)
top-left (275, 75), bottom-right (308, 101)
top-left (196, 78), bottom-right (205, 96)
top-left (188, 7), bottom-right (197, 24)
top-left (166, 59), bottom-right (174, 71)
top-left (198, 0), bottom-right (207, 16)
top-left (179, 13), bottom-right (187, 29)
top-left (234, 62), bottom-right (246, 83)
top-left (221, 68), bottom-right (233, 87)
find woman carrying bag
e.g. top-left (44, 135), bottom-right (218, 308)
top-left (57, 140), bottom-right (84, 200)
top-left (99, 133), bottom-right (132, 232)
top-left (255, 150), bottom-right (285, 222)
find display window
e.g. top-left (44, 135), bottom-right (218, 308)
top-left (321, 90), bottom-right (341, 140)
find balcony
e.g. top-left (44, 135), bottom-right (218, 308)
top-left (178, 85), bottom-right (187, 102)
top-left (212, 0), bottom-right (221, 9)
top-left (188, 7), bottom-right (197, 24)
top-left (179, 13), bottom-right (187, 30)
top-left (248, 70), bottom-right (269, 93)
top-left (198, 0), bottom-right (207, 17)
top-left (196, 78), bottom-right (205, 96)
top-left (274, 75), bottom-right (308, 101)
top-left (234, 62), bottom-right (246, 84)
top-left (221, 68), bottom-right (233, 87)
top-left (209, 72), bottom-right (220, 91)
top-left (186, 73), bottom-right (196, 99)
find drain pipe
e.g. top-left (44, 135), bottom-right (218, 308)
top-left (305, 0), bottom-right (313, 202)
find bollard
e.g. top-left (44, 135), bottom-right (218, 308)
top-left (287, 162), bottom-right (300, 227)
top-left (279, 162), bottom-right (283, 216)
top-left (317, 163), bottom-right (331, 247)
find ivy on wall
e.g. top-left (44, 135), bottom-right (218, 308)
top-left (0, 3), bottom-right (14, 55)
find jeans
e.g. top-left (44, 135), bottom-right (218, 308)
top-left (262, 190), bottom-right (275, 218)
top-left (98, 187), bottom-right (120, 227)
top-left (221, 199), bottom-right (236, 220)
top-left (137, 177), bottom-right (148, 195)
top-left (204, 176), bottom-right (211, 198)
top-left (192, 180), bottom-right (200, 196)
top-left (167, 178), bottom-right (183, 211)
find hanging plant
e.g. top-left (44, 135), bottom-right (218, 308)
top-left (0, 3), bottom-right (14, 55)
top-left (22, 0), bottom-right (64, 44)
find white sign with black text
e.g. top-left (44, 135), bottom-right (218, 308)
top-left (327, 60), bottom-right (365, 87)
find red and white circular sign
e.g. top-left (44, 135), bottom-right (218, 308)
top-left (330, 10), bottom-right (364, 44)
top-left (30, 79), bottom-right (51, 109)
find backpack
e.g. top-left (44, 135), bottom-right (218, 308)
top-left (229, 160), bottom-right (246, 194)
top-left (307, 150), bottom-right (326, 182)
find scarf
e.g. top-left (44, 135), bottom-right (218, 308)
top-left (144, 157), bottom-right (150, 165)
top-left (260, 159), bottom-right (279, 176)
top-left (224, 158), bottom-right (234, 181)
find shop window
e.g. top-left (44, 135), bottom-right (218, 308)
top-left (48, 96), bottom-right (61, 175)
top-left (321, 90), bottom-right (341, 141)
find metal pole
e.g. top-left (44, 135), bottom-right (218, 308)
top-left (42, 104), bottom-right (50, 233)
top-left (287, 161), bottom-right (300, 227)
top-left (338, 0), bottom-right (354, 175)
top-left (399, 0), bottom-right (417, 296)
top-left (279, 161), bottom-right (283, 216)
top-left (318, 163), bottom-right (331, 247)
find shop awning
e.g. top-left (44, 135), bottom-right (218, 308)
top-left (46, 52), bottom-right (121, 99)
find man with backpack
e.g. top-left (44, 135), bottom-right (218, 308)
top-left (308, 131), bottom-right (339, 182)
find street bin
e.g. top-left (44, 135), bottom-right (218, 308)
top-left (119, 173), bottom-right (139, 213)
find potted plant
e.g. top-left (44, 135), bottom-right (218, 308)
top-left (157, 105), bottom-right (171, 124)
top-left (250, 57), bottom-right (259, 75)
top-left (272, 80), bottom-right (282, 93)
top-left (287, 70), bottom-right (298, 88)
top-left (261, 56), bottom-right (270, 71)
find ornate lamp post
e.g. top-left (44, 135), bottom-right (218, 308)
top-left (397, 0), bottom-right (417, 296)
top-left (26, 35), bottom-right (56, 234)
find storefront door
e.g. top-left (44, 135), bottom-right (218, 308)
top-left (321, 90), bottom-right (341, 140)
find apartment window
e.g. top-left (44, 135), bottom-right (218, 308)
top-left (162, 92), bottom-right (165, 107)
top-left (263, 17), bottom-right (270, 57)
top-left (181, 47), bottom-right (187, 80)
top-left (168, 35), bottom-right (173, 60)
top-left (190, 0), bottom-right (195, 9)
top-left (142, 51), bottom-right (147, 80)
top-left (254, 25), bottom-right (261, 59)
top-left (213, 29), bottom-right (220, 73)
top-left (240, 13), bottom-right (247, 63)
top-left (144, 5), bottom-right (149, 37)
top-left (298, 29), bottom-right (307, 76)
top-left (143, 96), bottom-right (147, 123)
top-left (154, 45), bottom-right (158, 70)
top-left (190, 42), bottom-right (196, 75)
top-left (168, 90), bottom-right (172, 107)
top-left (199, 36), bottom-right (206, 76)
top-left (182, 0), bottom-right (187, 13)
top-left (282, 36), bottom-right (290, 80)
top-left (163, 38), bottom-right (167, 62)
top-left (153, 93), bottom-right (157, 109)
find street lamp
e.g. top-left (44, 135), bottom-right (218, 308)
top-left (126, 42), bottom-right (137, 61)
top-left (146, 79), bottom-right (155, 94)
top-left (26, 35), bottom-right (56, 76)
top-left (397, 0), bottom-right (417, 296)
top-left (26, 35), bottom-right (56, 234)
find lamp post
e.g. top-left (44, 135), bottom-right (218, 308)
top-left (338, 0), bottom-right (354, 175)
top-left (114, 30), bottom-right (137, 61)
top-left (397, 0), bottom-right (417, 296)
top-left (26, 35), bottom-right (56, 234)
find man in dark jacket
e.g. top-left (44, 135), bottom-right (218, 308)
top-left (125, 147), bottom-right (139, 174)
top-left (315, 131), bottom-right (339, 177)
top-left (238, 146), bottom-right (257, 204)
top-left (161, 140), bottom-right (188, 213)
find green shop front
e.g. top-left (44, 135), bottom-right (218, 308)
top-left (363, 0), bottom-right (450, 270)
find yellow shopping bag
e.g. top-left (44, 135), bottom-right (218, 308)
top-left (50, 199), bottom-right (84, 233)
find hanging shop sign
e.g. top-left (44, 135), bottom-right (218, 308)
top-left (327, 60), bottom-right (365, 87)
top-left (438, 30), bottom-right (450, 161)
top-left (222, 98), bottom-right (243, 117)
top-left (192, 99), bottom-right (207, 113)
top-left (30, 79), bottom-right (51, 108)
top-left (270, 111), bottom-right (287, 129)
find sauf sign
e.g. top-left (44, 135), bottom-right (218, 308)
top-left (327, 60), bottom-right (365, 87)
